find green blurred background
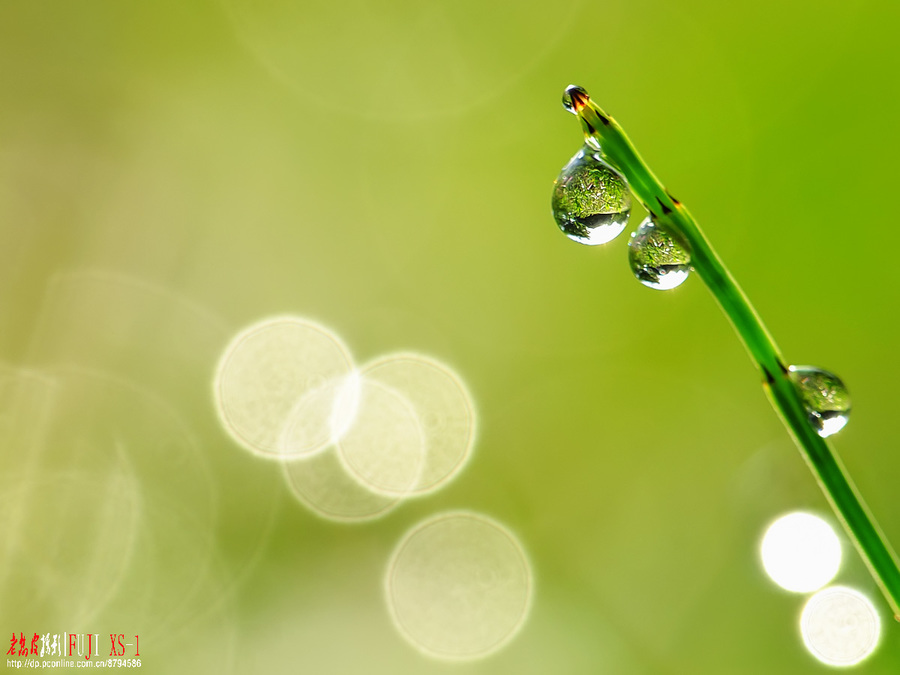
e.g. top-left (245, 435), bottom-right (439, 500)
top-left (2, 0), bottom-right (899, 672)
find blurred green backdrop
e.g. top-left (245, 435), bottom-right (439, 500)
top-left (1, 0), bottom-right (899, 672)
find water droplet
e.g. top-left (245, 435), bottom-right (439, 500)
top-left (551, 147), bottom-right (631, 245)
top-left (788, 366), bottom-right (851, 437)
top-left (627, 216), bottom-right (691, 290)
top-left (561, 84), bottom-right (589, 114)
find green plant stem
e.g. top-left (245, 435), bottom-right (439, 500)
top-left (569, 88), bottom-right (900, 620)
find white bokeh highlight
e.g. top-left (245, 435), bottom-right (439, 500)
top-left (800, 586), bottom-right (880, 666)
top-left (336, 378), bottom-right (425, 497)
top-left (214, 317), bottom-right (354, 459)
top-left (282, 447), bottom-right (401, 523)
top-left (280, 374), bottom-right (361, 457)
top-left (215, 318), bottom-right (480, 528)
top-left (761, 512), bottom-right (841, 593)
top-left (361, 354), bottom-right (475, 496)
top-left (385, 511), bottom-right (532, 660)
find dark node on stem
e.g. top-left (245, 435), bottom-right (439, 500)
top-left (762, 366), bottom-right (775, 385)
top-left (777, 360), bottom-right (789, 375)
top-left (668, 192), bottom-right (682, 207)
top-left (655, 196), bottom-right (673, 216)
top-left (583, 119), bottom-right (598, 136)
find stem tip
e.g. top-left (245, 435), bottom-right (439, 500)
top-left (562, 85), bottom-right (590, 114)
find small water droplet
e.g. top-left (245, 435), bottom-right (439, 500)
top-left (627, 216), bottom-right (691, 290)
top-left (788, 366), bottom-right (851, 437)
top-left (562, 85), bottom-right (589, 115)
top-left (551, 147), bottom-right (631, 245)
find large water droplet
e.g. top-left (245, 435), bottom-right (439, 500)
top-left (788, 366), bottom-right (851, 437)
top-left (627, 216), bottom-right (691, 290)
top-left (562, 84), bottom-right (589, 115)
top-left (551, 147), bottom-right (631, 245)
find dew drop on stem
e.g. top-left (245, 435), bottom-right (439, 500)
top-left (551, 146), bottom-right (631, 246)
top-left (561, 84), bottom-right (589, 115)
top-left (627, 216), bottom-right (691, 290)
top-left (788, 366), bottom-right (851, 438)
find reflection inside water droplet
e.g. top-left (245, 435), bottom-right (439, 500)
top-left (551, 146), bottom-right (631, 245)
top-left (627, 216), bottom-right (691, 290)
top-left (788, 366), bottom-right (851, 438)
top-left (561, 84), bottom-right (589, 115)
